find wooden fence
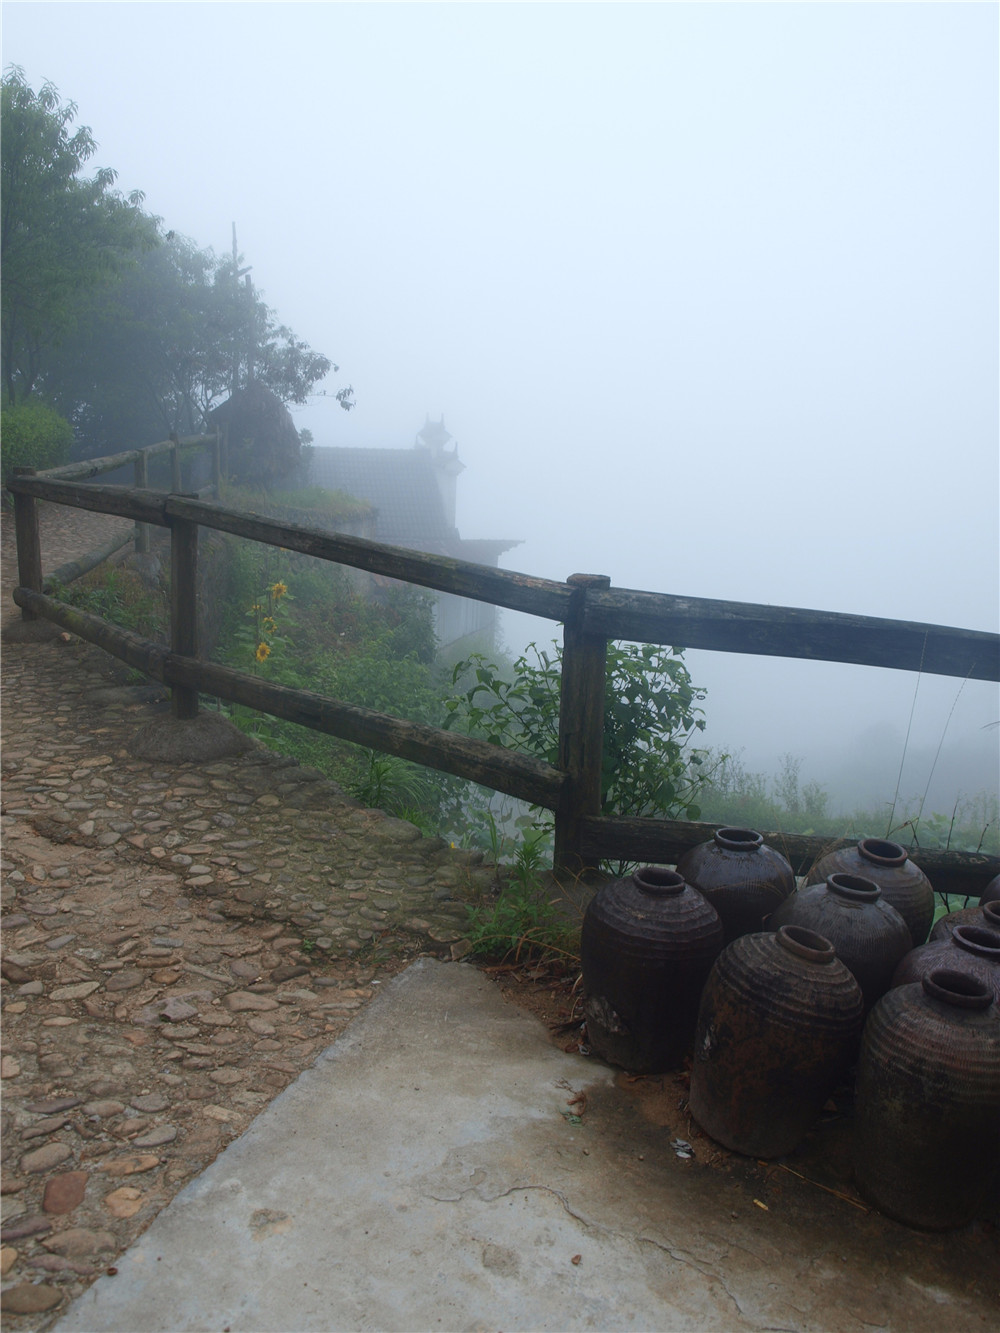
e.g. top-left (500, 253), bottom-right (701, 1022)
top-left (7, 453), bottom-right (1000, 897)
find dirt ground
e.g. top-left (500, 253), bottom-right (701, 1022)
top-left (487, 958), bottom-right (1000, 1258)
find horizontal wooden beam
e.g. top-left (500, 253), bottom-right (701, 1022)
top-left (578, 815), bottom-right (1000, 899)
top-left (6, 478), bottom-right (170, 526)
top-left (164, 495), bottom-right (575, 619)
top-left (43, 528), bottom-right (134, 591)
top-left (42, 435), bottom-right (216, 481)
top-left (583, 588), bottom-right (1000, 681)
top-left (12, 588), bottom-right (568, 812)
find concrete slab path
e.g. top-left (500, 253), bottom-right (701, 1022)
top-left (52, 960), bottom-right (998, 1333)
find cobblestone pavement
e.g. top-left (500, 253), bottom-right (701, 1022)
top-left (0, 504), bottom-right (495, 1326)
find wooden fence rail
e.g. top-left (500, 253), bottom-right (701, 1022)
top-left (7, 462), bottom-right (1000, 893)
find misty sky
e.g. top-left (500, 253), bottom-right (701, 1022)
top-left (5, 2), bottom-right (998, 813)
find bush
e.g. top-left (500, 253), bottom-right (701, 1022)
top-left (1, 401), bottom-right (73, 490)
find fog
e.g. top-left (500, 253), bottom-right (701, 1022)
top-left (6, 2), bottom-right (998, 814)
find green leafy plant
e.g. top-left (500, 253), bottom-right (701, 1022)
top-left (1, 400), bottom-right (73, 490)
top-left (443, 640), bottom-right (711, 872)
top-left (465, 828), bottom-right (579, 964)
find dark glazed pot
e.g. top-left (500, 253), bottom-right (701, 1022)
top-left (982, 874), bottom-right (1000, 906)
top-left (854, 970), bottom-right (1000, 1230)
top-left (581, 866), bottom-right (724, 1073)
top-left (688, 925), bottom-right (864, 1158)
top-left (768, 873), bottom-right (912, 1012)
top-left (890, 925), bottom-right (1000, 1004)
top-left (805, 838), bottom-right (934, 947)
top-left (675, 827), bottom-right (795, 944)
top-left (929, 899), bottom-right (1000, 943)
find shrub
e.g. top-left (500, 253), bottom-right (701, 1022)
top-left (1, 401), bottom-right (73, 490)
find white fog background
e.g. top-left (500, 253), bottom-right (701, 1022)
top-left (5, 2), bottom-right (998, 818)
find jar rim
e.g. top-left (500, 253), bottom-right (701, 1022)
top-left (632, 866), bottom-right (685, 896)
top-left (714, 827), bottom-right (764, 852)
top-left (922, 968), bottom-right (994, 1009)
top-left (858, 838), bottom-right (907, 867)
top-left (826, 872), bottom-right (880, 902)
top-left (776, 923), bottom-right (836, 964)
top-left (952, 924), bottom-right (1000, 959)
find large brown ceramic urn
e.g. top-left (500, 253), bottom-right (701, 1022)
top-left (675, 827), bottom-right (795, 944)
top-left (806, 838), bottom-right (934, 947)
top-left (854, 969), bottom-right (1000, 1230)
top-left (688, 925), bottom-right (864, 1158)
top-left (581, 866), bottom-right (724, 1074)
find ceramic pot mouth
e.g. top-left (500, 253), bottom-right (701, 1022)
top-left (982, 902), bottom-right (1000, 929)
top-left (922, 968), bottom-right (993, 1010)
top-left (776, 924), bottom-right (836, 964)
top-left (857, 838), bottom-right (907, 867)
top-left (952, 925), bottom-right (1000, 960)
top-left (826, 872), bottom-right (880, 903)
top-left (632, 866), bottom-right (685, 896)
top-left (714, 827), bottom-right (764, 852)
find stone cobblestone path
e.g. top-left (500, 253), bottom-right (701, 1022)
top-left (0, 504), bottom-right (494, 1327)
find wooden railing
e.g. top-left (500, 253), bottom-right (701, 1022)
top-left (7, 461), bottom-right (1000, 897)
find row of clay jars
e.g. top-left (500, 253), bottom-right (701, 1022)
top-left (581, 828), bottom-right (798, 1072)
top-left (686, 929), bottom-right (1000, 1229)
top-left (581, 830), bottom-right (919, 1074)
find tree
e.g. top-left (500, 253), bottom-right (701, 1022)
top-left (46, 228), bottom-right (349, 456)
top-left (1, 66), bottom-right (152, 405)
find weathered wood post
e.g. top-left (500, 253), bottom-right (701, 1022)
top-left (553, 572), bottom-right (611, 878)
top-left (169, 516), bottom-right (200, 719)
top-left (170, 433), bottom-right (182, 493)
top-left (12, 468), bottom-right (43, 621)
top-left (133, 447), bottom-right (150, 555)
top-left (211, 429), bottom-right (222, 498)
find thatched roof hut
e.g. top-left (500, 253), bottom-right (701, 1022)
top-left (208, 382), bottom-right (301, 486)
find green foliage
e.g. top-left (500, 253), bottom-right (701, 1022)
top-left (1, 66), bottom-right (153, 406)
top-left (1, 67), bottom-right (346, 450)
top-left (464, 829), bottom-right (578, 964)
top-left (0, 400), bottom-right (73, 488)
top-left (47, 230), bottom-right (340, 456)
top-left (57, 565), bottom-right (166, 640)
top-left (443, 640), bottom-right (710, 870)
top-left (347, 751), bottom-right (433, 813)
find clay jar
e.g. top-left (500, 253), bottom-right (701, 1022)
top-left (806, 838), bottom-right (934, 947)
top-left (581, 866), bottom-right (724, 1073)
top-left (982, 874), bottom-right (1000, 906)
top-left (688, 925), bottom-right (864, 1158)
top-left (890, 924), bottom-right (1000, 1004)
top-left (675, 827), bottom-right (795, 944)
top-left (854, 969), bottom-right (1000, 1230)
top-left (769, 873), bottom-right (912, 1012)
top-left (929, 898), bottom-right (1000, 943)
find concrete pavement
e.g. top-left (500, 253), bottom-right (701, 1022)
top-left (51, 959), bottom-right (997, 1333)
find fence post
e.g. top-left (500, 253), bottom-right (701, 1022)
top-left (133, 448), bottom-right (150, 554)
top-left (553, 572), bottom-right (611, 878)
top-left (12, 468), bottom-right (43, 621)
top-left (211, 429), bottom-right (222, 498)
top-left (170, 516), bottom-right (200, 719)
top-left (170, 433), bottom-right (182, 492)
